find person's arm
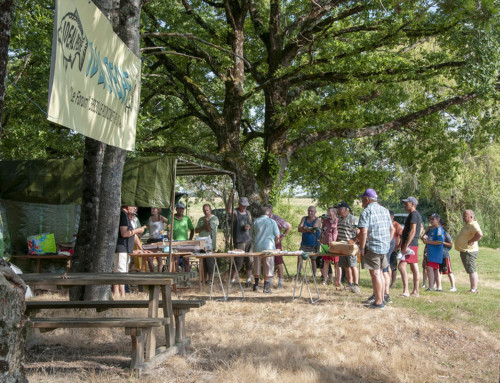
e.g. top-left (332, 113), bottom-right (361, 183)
top-left (245, 211), bottom-right (252, 231)
top-left (188, 218), bottom-right (195, 240)
top-left (132, 234), bottom-right (150, 253)
top-left (443, 233), bottom-right (453, 248)
top-left (357, 227), bottom-right (367, 256)
top-left (468, 226), bottom-right (483, 246)
top-left (120, 225), bottom-right (144, 238)
top-left (401, 222), bottom-right (416, 253)
top-left (298, 217), bottom-right (309, 233)
top-left (390, 222), bottom-right (395, 242)
top-left (194, 218), bottom-right (204, 234)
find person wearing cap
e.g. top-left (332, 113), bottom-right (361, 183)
top-left (439, 218), bottom-right (457, 292)
top-left (226, 189), bottom-right (254, 287)
top-left (264, 204), bottom-right (291, 289)
top-left (319, 206), bottom-right (338, 286)
top-left (336, 201), bottom-right (360, 292)
top-left (298, 206), bottom-right (322, 277)
top-left (168, 201), bottom-right (194, 272)
top-left (357, 189), bottom-right (394, 309)
top-left (399, 196), bottom-right (423, 297)
top-left (455, 210), bottom-right (483, 293)
top-left (422, 213), bottom-right (444, 291)
top-left (195, 204), bottom-right (219, 283)
top-left (251, 206), bottom-right (280, 293)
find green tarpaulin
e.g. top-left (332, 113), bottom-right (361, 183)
top-left (0, 156), bottom-right (176, 207)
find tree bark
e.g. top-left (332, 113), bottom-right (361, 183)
top-left (0, 260), bottom-right (28, 383)
top-left (70, 138), bottom-right (105, 300)
top-left (0, 0), bottom-right (14, 143)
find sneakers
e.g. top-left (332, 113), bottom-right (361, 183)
top-left (344, 283), bottom-right (353, 291)
top-left (384, 294), bottom-right (392, 304)
top-left (350, 284), bottom-right (361, 294)
top-left (362, 294), bottom-right (375, 304)
top-left (244, 281), bottom-right (252, 288)
top-left (276, 283), bottom-right (284, 289)
top-left (365, 301), bottom-right (386, 309)
top-left (263, 282), bottom-right (272, 293)
top-left (425, 287), bottom-right (435, 291)
top-left (252, 285), bottom-right (258, 292)
top-left (466, 289), bottom-right (478, 294)
top-left (450, 287), bottom-right (457, 292)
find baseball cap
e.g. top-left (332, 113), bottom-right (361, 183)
top-left (359, 188), bottom-right (378, 199)
top-left (428, 213), bottom-right (440, 220)
top-left (239, 197), bottom-right (250, 206)
top-left (335, 201), bottom-right (350, 209)
top-left (176, 201), bottom-right (186, 209)
top-left (402, 196), bottom-right (418, 205)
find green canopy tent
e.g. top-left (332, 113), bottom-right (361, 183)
top-left (0, 157), bottom-right (234, 257)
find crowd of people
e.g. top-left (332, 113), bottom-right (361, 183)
top-left (112, 189), bottom-right (484, 308)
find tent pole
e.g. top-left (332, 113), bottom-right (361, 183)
top-left (168, 158), bottom-right (178, 273)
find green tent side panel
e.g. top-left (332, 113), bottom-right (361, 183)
top-left (0, 156), bottom-right (175, 208)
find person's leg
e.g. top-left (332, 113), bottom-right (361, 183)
top-left (311, 256), bottom-right (317, 277)
top-left (448, 273), bottom-right (456, 290)
top-left (334, 261), bottom-right (341, 287)
top-left (205, 257), bottom-right (215, 282)
top-left (427, 265), bottom-right (435, 290)
top-left (369, 269), bottom-right (384, 305)
top-left (398, 261), bottom-right (409, 296)
top-left (156, 256), bottom-right (163, 272)
top-left (470, 272), bottom-right (478, 290)
top-left (231, 254), bottom-right (244, 282)
top-left (422, 257), bottom-right (428, 288)
top-left (345, 266), bottom-right (353, 285)
top-left (435, 268), bottom-right (442, 290)
top-left (183, 256), bottom-right (190, 272)
top-left (253, 256), bottom-right (261, 290)
top-left (321, 259), bottom-right (329, 284)
top-left (410, 262), bottom-right (420, 296)
top-left (352, 264), bottom-right (359, 285)
top-left (383, 270), bottom-right (390, 295)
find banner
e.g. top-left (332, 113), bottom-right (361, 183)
top-left (47, 0), bottom-right (141, 151)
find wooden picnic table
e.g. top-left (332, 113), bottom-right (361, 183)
top-left (19, 272), bottom-right (188, 370)
top-left (12, 254), bottom-right (73, 273)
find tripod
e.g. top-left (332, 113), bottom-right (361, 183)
top-left (293, 227), bottom-right (321, 303)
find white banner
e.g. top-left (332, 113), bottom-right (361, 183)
top-left (47, 0), bottom-right (141, 151)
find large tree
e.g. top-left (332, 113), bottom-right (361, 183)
top-left (138, 0), bottom-right (498, 202)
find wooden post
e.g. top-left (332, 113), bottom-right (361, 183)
top-left (168, 158), bottom-right (177, 272)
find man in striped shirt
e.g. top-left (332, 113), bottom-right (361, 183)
top-left (335, 202), bottom-right (360, 293)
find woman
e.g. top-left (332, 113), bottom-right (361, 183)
top-left (147, 207), bottom-right (168, 272)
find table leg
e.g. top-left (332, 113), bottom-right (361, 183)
top-left (36, 259), bottom-right (41, 273)
top-left (146, 285), bottom-right (160, 359)
top-left (161, 285), bottom-right (176, 347)
top-left (199, 257), bottom-right (204, 291)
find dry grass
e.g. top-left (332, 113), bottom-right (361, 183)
top-left (25, 279), bottom-right (500, 383)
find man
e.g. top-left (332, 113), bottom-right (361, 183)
top-left (251, 206), bottom-right (280, 293)
top-left (357, 189), bottom-right (394, 309)
top-left (455, 210), bottom-right (483, 293)
top-left (114, 206), bottom-right (145, 297)
top-left (389, 211), bottom-right (403, 288)
top-left (336, 202), bottom-right (360, 293)
top-left (398, 196), bottom-right (422, 297)
top-left (320, 207), bottom-right (338, 286)
top-left (298, 206), bottom-right (321, 277)
top-left (264, 204), bottom-right (291, 289)
top-left (195, 204), bottom-right (219, 283)
top-left (169, 201), bottom-right (194, 272)
top-left (226, 189), bottom-right (253, 287)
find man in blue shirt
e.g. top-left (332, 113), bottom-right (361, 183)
top-left (250, 206), bottom-right (280, 293)
top-left (357, 189), bottom-right (394, 309)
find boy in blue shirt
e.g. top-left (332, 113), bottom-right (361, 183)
top-left (422, 213), bottom-right (444, 291)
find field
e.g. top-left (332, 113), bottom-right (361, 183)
top-left (25, 245), bottom-right (500, 383)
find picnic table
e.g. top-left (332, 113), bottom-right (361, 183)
top-left (20, 272), bottom-right (203, 371)
top-left (12, 254), bottom-right (72, 273)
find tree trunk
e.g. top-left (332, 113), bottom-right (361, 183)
top-left (0, 0), bottom-right (13, 143)
top-left (0, 261), bottom-right (28, 383)
top-left (84, 0), bottom-right (141, 301)
top-left (70, 138), bottom-right (105, 300)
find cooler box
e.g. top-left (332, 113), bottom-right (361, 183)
top-left (328, 241), bottom-right (359, 256)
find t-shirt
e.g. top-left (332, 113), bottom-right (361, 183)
top-left (250, 215), bottom-right (280, 252)
top-left (169, 215), bottom-right (194, 241)
top-left (232, 209), bottom-right (252, 243)
top-left (426, 226), bottom-right (444, 264)
top-left (455, 221), bottom-right (481, 252)
top-left (358, 203), bottom-right (392, 255)
top-left (337, 214), bottom-right (358, 242)
top-left (115, 209), bottom-right (134, 254)
top-left (320, 218), bottom-right (338, 245)
top-left (402, 211), bottom-right (422, 247)
top-left (195, 215), bottom-right (219, 250)
top-left (442, 231), bottom-right (452, 259)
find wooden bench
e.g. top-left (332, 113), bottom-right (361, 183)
top-left (28, 317), bottom-right (169, 369)
top-left (26, 299), bottom-right (205, 345)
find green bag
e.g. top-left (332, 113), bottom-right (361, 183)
top-left (27, 233), bottom-right (57, 254)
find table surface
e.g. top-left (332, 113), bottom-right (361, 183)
top-left (19, 272), bottom-right (178, 286)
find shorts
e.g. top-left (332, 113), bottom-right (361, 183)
top-left (389, 252), bottom-right (398, 271)
top-left (427, 261), bottom-right (440, 270)
top-left (460, 251), bottom-right (478, 274)
top-left (400, 245), bottom-right (419, 264)
top-left (440, 257), bottom-right (453, 275)
top-left (319, 244), bottom-right (338, 262)
top-left (274, 255), bottom-right (284, 265)
top-left (339, 255), bottom-right (357, 268)
top-left (362, 249), bottom-right (388, 270)
top-left (113, 252), bottom-right (129, 273)
top-left (300, 245), bottom-right (317, 260)
top-left (234, 242), bottom-right (253, 271)
top-left (253, 255), bottom-right (274, 277)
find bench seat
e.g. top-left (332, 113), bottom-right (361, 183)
top-left (26, 299), bottom-right (205, 311)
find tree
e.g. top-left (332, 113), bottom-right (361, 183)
top-left (138, 0), bottom-right (499, 203)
